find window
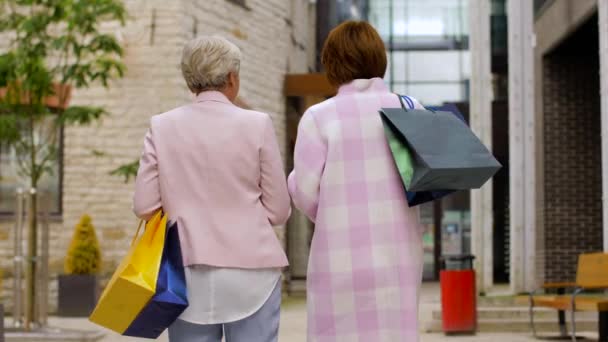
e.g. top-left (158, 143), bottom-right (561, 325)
top-left (0, 122), bottom-right (62, 216)
top-left (387, 50), bottom-right (470, 105)
top-left (369, 0), bottom-right (471, 106)
top-left (369, 0), bottom-right (469, 42)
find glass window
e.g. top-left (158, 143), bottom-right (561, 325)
top-left (369, 0), bottom-right (469, 42)
top-left (0, 120), bottom-right (62, 215)
top-left (391, 83), bottom-right (408, 97)
top-left (368, 0), bottom-right (391, 39)
top-left (398, 82), bottom-right (466, 106)
top-left (391, 50), bottom-right (469, 82)
top-left (390, 51), bottom-right (408, 82)
top-left (441, 191), bottom-right (471, 255)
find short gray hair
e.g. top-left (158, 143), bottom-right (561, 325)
top-left (181, 36), bottom-right (242, 93)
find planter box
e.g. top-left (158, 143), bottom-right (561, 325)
top-left (57, 275), bottom-right (98, 317)
top-left (0, 83), bottom-right (71, 109)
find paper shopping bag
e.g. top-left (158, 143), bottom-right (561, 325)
top-left (89, 211), bottom-right (167, 334)
top-left (380, 97), bottom-right (501, 192)
top-left (123, 221), bottom-right (188, 338)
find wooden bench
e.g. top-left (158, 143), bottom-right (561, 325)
top-left (528, 253), bottom-right (608, 341)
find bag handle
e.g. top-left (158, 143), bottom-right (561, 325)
top-left (396, 94), bottom-right (435, 114)
top-left (397, 94), bottom-right (408, 110)
top-left (396, 94), bottom-right (415, 110)
top-left (131, 220), bottom-right (145, 246)
top-left (131, 210), bottom-right (164, 246)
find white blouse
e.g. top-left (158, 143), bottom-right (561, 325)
top-left (179, 265), bottom-right (281, 325)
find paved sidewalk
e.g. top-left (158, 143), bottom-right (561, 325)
top-left (45, 297), bottom-right (564, 342)
top-left (38, 283), bottom-right (597, 341)
top-left (49, 302), bottom-right (548, 342)
top-left (47, 305), bottom-right (575, 342)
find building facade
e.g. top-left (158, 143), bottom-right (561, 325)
top-left (531, 0), bottom-right (603, 286)
top-left (0, 0), bottom-right (316, 311)
top-left (470, 0), bottom-right (608, 294)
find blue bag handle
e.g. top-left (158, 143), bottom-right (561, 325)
top-left (397, 94), bottom-right (439, 113)
top-left (397, 94), bottom-right (415, 110)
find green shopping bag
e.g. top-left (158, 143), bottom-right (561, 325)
top-left (382, 122), bottom-right (415, 190)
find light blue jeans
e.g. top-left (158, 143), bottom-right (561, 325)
top-left (168, 282), bottom-right (281, 342)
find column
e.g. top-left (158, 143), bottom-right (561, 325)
top-left (507, 0), bottom-right (536, 293)
top-left (469, 0), bottom-right (494, 293)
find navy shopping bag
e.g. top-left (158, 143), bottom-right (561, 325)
top-left (123, 221), bottom-right (188, 338)
top-left (401, 98), bottom-right (463, 207)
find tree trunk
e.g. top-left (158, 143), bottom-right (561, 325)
top-left (24, 188), bottom-right (37, 330)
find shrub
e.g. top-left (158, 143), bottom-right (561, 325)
top-left (64, 215), bottom-right (101, 275)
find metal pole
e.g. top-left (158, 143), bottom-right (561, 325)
top-left (37, 191), bottom-right (49, 327)
top-left (12, 188), bottom-right (24, 328)
top-left (24, 187), bottom-right (37, 330)
top-left (0, 303), bottom-right (4, 342)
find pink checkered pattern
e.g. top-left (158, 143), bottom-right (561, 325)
top-left (288, 78), bottom-right (425, 342)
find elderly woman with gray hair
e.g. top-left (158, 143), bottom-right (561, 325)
top-left (133, 36), bottom-right (291, 342)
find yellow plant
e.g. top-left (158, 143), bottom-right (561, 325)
top-left (64, 215), bottom-right (101, 275)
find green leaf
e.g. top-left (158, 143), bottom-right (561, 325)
top-left (91, 149), bottom-right (107, 157)
top-left (110, 159), bottom-right (139, 183)
top-left (0, 113), bottom-right (20, 144)
top-left (57, 106), bottom-right (107, 125)
top-left (88, 33), bottom-right (123, 55)
top-left (0, 52), bottom-right (18, 87)
top-left (91, 57), bottom-right (125, 87)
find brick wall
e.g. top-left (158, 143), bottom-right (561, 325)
top-left (0, 0), bottom-right (314, 312)
top-left (542, 16), bottom-right (603, 282)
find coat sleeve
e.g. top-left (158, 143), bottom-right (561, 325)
top-left (133, 123), bottom-right (162, 221)
top-left (287, 109), bottom-right (327, 222)
top-left (259, 115), bottom-right (292, 226)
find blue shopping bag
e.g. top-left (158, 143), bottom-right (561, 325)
top-left (123, 221), bottom-right (188, 338)
top-left (401, 98), bottom-right (464, 207)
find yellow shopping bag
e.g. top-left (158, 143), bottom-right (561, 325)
top-left (89, 211), bottom-right (167, 334)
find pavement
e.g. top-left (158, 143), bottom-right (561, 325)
top-left (47, 303), bottom-right (550, 342)
top-left (27, 283), bottom-right (598, 341)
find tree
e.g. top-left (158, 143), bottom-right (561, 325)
top-left (0, 0), bottom-right (126, 329)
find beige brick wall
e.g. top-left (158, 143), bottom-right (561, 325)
top-left (0, 0), bottom-right (314, 313)
top-left (179, 0), bottom-right (314, 157)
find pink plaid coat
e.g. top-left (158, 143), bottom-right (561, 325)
top-left (288, 78), bottom-right (424, 341)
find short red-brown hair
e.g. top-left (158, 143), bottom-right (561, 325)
top-left (321, 21), bottom-right (387, 87)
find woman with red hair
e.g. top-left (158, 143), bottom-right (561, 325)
top-left (289, 21), bottom-right (425, 341)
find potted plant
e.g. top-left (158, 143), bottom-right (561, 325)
top-left (58, 215), bottom-right (102, 317)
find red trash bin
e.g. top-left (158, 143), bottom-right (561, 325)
top-left (440, 255), bottom-right (477, 334)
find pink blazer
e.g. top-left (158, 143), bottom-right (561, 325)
top-left (133, 91), bottom-right (290, 268)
